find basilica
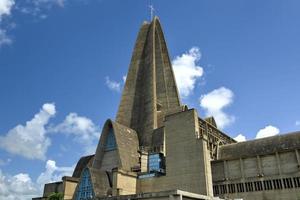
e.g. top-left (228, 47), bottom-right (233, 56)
top-left (33, 17), bottom-right (300, 200)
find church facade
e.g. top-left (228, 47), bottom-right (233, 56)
top-left (33, 17), bottom-right (300, 200)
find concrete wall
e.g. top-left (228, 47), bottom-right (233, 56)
top-left (43, 181), bottom-right (64, 197)
top-left (137, 109), bottom-right (213, 197)
top-left (95, 190), bottom-right (210, 200)
top-left (112, 169), bottom-right (137, 195)
top-left (63, 179), bottom-right (78, 200)
top-left (212, 149), bottom-right (300, 199)
top-left (100, 150), bottom-right (119, 171)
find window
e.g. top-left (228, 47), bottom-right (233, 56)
top-left (273, 179), bottom-right (282, 190)
top-left (254, 181), bottom-right (263, 191)
top-left (237, 183), bottom-right (244, 193)
top-left (148, 153), bottom-right (165, 174)
top-left (148, 154), bottom-right (160, 172)
top-left (245, 182), bottom-right (253, 192)
top-left (283, 178), bottom-right (293, 189)
top-left (76, 168), bottom-right (94, 200)
top-left (220, 185), bottom-right (227, 194)
top-left (105, 129), bottom-right (116, 151)
top-left (228, 184), bottom-right (235, 193)
top-left (213, 185), bottom-right (219, 195)
top-left (263, 180), bottom-right (273, 190)
top-left (294, 177), bottom-right (300, 188)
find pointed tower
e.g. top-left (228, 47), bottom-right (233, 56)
top-left (116, 17), bottom-right (182, 147)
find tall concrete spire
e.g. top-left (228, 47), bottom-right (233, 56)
top-left (116, 17), bottom-right (181, 147)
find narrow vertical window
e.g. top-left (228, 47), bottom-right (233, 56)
top-left (105, 129), bottom-right (117, 151)
top-left (294, 177), bottom-right (300, 187)
top-left (213, 185), bottom-right (219, 195)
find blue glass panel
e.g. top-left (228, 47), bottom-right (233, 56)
top-left (148, 154), bottom-right (162, 172)
top-left (76, 168), bottom-right (94, 200)
top-left (105, 129), bottom-right (116, 151)
top-left (138, 173), bottom-right (156, 179)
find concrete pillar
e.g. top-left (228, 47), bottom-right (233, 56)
top-left (295, 149), bottom-right (300, 169)
top-left (256, 155), bottom-right (263, 176)
top-left (275, 152), bottom-right (282, 175)
top-left (240, 158), bottom-right (245, 179)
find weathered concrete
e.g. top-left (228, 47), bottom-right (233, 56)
top-left (33, 16), bottom-right (300, 200)
top-left (116, 16), bottom-right (182, 147)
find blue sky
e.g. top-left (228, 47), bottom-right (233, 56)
top-left (0, 0), bottom-right (300, 199)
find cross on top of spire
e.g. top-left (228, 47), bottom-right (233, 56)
top-left (148, 5), bottom-right (155, 21)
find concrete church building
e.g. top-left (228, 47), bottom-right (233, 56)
top-left (34, 17), bottom-right (300, 200)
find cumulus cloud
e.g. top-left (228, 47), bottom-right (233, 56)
top-left (0, 28), bottom-right (12, 47)
top-left (0, 0), bottom-right (70, 49)
top-left (0, 102), bottom-right (99, 159)
top-left (234, 134), bottom-right (246, 142)
top-left (0, 0), bottom-right (14, 20)
top-left (122, 75), bottom-right (127, 83)
top-left (0, 0), bottom-right (14, 47)
top-left (199, 87), bottom-right (235, 129)
top-left (0, 170), bottom-right (38, 200)
top-left (0, 159), bottom-right (74, 200)
top-left (105, 76), bottom-right (122, 92)
top-left (255, 125), bottom-right (280, 139)
top-left (49, 113), bottom-right (100, 154)
top-left (0, 103), bottom-right (55, 160)
top-left (37, 160), bottom-right (74, 188)
top-left (31, 0), bottom-right (66, 8)
top-left (172, 47), bottom-right (204, 97)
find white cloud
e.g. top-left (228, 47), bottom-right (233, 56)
top-left (234, 134), bottom-right (246, 142)
top-left (0, 159), bottom-right (74, 200)
top-left (0, 102), bottom-right (99, 159)
top-left (0, 170), bottom-right (38, 200)
top-left (296, 120), bottom-right (300, 126)
top-left (0, 28), bottom-right (12, 47)
top-left (255, 125), bottom-right (280, 139)
top-left (33, 0), bottom-right (66, 8)
top-left (0, 0), bottom-right (14, 48)
top-left (122, 75), bottom-right (127, 83)
top-left (0, 0), bottom-right (14, 20)
top-left (105, 76), bottom-right (122, 92)
top-left (172, 47), bottom-right (204, 97)
top-left (16, 0), bottom-right (66, 17)
top-left (37, 160), bottom-right (74, 188)
top-left (199, 87), bottom-right (235, 129)
top-left (0, 103), bottom-right (55, 160)
top-left (49, 113), bottom-right (100, 154)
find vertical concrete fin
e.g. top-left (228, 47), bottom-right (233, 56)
top-left (154, 18), bottom-right (181, 112)
top-left (115, 22), bottom-right (150, 129)
top-left (116, 17), bottom-right (181, 147)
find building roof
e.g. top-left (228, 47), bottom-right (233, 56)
top-left (218, 131), bottom-right (300, 160)
top-left (93, 119), bottom-right (139, 172)
top-left (112, 121), bottom-right (140, 171)
top-left (204, 117), bottom-right (217, 128)
top-left (72, 154), bottom-right (94, 178)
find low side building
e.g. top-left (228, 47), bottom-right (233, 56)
top-left (212, 132), bottom-right (300, 200)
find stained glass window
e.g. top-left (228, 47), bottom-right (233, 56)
top-left (105, 129), bottom-right (116, 151)
top-left (76, 168), bottom-right (94, 200)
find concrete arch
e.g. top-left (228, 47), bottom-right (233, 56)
top-left (92, 119), bottom-right (139, 172)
